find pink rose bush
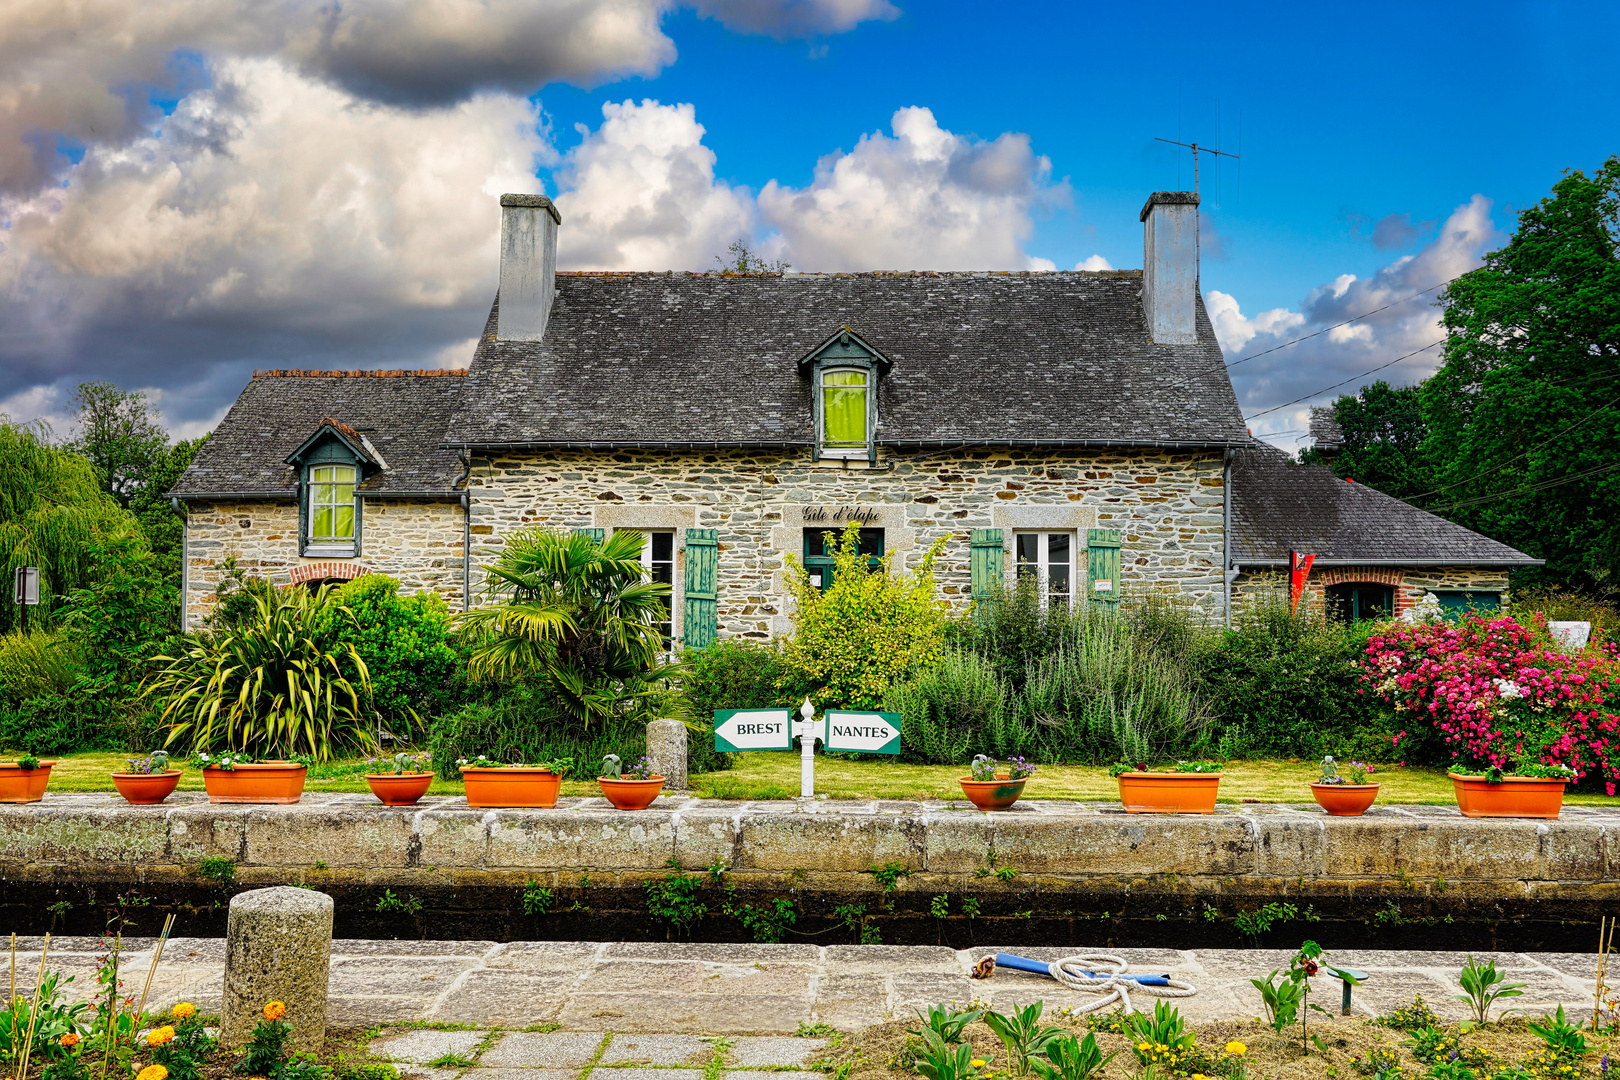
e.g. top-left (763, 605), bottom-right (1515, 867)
top-left (1361, 614), bottom-right (1620, 788)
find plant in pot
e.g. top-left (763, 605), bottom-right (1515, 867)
top-left (598, 754), bottom-right (666, 810)
top-left (193, 752), bottom-right (309, 805)
top-left (1448, 760), bottom-right (1574, 819)
top-left (111, 750), bottom-right (183, 805)
top-left (958, 754), bottom-right (1035, 810)
top-left (1112, 759), bottom-right (1223, 814)
top-left (1309, 755), bottom-right (1380, 816)
top-left (458, 755), bottom-right (573, 809)
top-left (0, 752), bottom-right (54, 804)
top-left (365, 751), bottom-right (434, 805)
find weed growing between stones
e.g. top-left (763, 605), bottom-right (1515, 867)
top-left (644, 860), bottom-right (709, 938)
top-left (520, 881), bottom-right (555, 917)
top-left (193, 859), bottom-right (236, 885)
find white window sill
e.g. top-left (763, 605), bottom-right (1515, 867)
top-left (302, 544), bottom-right (357, 558)
top-left (812, 455), bottom-right (876, 470)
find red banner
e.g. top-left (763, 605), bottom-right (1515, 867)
top-left (1289, 551), bottom-right (1316, 613)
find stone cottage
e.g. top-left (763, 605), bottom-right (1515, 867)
top-left (169, 190), bottom-right (1538, 638)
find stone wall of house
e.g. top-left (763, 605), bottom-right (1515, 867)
top-left (468, 446), bottom-right (1228, 639)
top-left (182, 499), bottom-right (465, 628)
top-left (1232, 564), bottom-right (1515, 617)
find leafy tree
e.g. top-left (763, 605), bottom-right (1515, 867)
top-left (313, 573), bottom-right (460, 730)
top-left (1302, 380), bottom-right (1434, 499)
top-left (781, 522), bottom-right (949, 708)
top-left (64, 381), bottom-right (170, 507)
top-left (129, 435), bottom-right (207, 586)
top-left (458, 528), bottom-right (677, 729)
top-left (1420, 156), bottom-right (1620, 593)
top-left (714, 238), bottom-right (789, 274)
top-left (0, 418), bottom-right (141, 633)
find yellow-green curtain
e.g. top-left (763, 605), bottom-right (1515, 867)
top-left (311, 465), bottom-right (356, 539)
top-left (822, 370), bottom-right (867, 446)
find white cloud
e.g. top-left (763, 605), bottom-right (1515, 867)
top-left (1075, 254), bottom-right (1112, 271)
top-left (552, 99), bottom-right (753, 270)
top-left (758, 106), bottom-right (1068, 271)
top-left (1218, 195), bottom-right (1501, 453)
top-left (692, 0), bottom-right (899, 37)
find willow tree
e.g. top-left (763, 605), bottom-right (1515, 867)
top-left (0, 419), bottom-right (142, 632)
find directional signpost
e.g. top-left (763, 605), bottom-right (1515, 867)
top-left (713, 709), bottom-right (793, 752)
top-left (715, 700), bottom-right (902, 799)
top-left (824, 711), bottom-right (902, 755)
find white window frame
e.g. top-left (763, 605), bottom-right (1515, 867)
top-left (625, 529), bottom-right (677, 654)
top-left (304, 464), bottom-right (358, 556)
top-left (1013, 530), bottom-right (1077, 609)
top-left (816, 365), bottom-right (873, 460)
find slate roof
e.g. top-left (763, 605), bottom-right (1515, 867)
top-left (448, 270), bottom-right (1249, 449)
top-left (170, 370), bottom-right (468, 498)
top-left (1230, 441), bottom-right (1540, 566)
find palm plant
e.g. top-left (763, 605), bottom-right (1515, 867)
top-left (144, 583), bottom-right (376, 760)
top-left (458, 528), bottom-right (678, 728)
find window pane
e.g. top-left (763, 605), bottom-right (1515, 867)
top-left (1016, 533), bottom-right (1039, 564)
top-left (312, 466), bottom-right (334, 483)
top-left (1048, 532), bottom-right (1070, 564)
top-left (333, 482), bottom-right (353, 503)
top-left (313, 506), bottom-right (333, 538)
top-left (823, 371), bottom-right (868, 446)
top-left (333, 505), bottom-right (354, 538)
top-left (1049, 564), bottom-right (1070, 595)
top-left (651, 532), bottom-right (674, 561)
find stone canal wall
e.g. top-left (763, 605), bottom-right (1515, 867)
top-left (4, 795), bottom-right (1619, 949)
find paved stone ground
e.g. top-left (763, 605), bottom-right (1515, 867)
top-left (8, 939), bottom-right (1609, 1032)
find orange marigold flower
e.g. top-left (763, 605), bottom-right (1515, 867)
top-left (172, 1003), bottom-right (196, 1019)
top-left (263, 1001), bottom-right (287, 1021)
top-left (61, 1033), bottom-right (81, 1048)
top-left (137, 1065), bottom-right (169, 1080)
top-left (146, 1026), bottom-right (176, 1046)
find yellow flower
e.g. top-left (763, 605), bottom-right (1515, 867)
top-left (137, 1066), bottom-right (169, 1080)
top-left (970, 1062), bottom-right (985, 1069)
top-left (1137, 1042), bottom-right (1151, 1051)
top-left (146, 1026), bottom-right (176, 1046)
top-left (1225, 1041), bottom-right (1247, 1055)
top-left (263, 1001), bottom-right (286, 1021)
top-left (173, 1003), bottom-right (196, 1019)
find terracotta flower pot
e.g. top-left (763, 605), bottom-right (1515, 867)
top-left (365, 772), bottom-right (434, 806)
top-left (202, 762), bottom-right (307, 804)
top-left (958, 777), bottom-right (1027, 810)
top-left (1309, 782), bottom-right (1381, 816)
top-left (111, 770), bottom-right (183, 805)
top-left (0, 761), bottom-right (55, 804)
top-left (462, 766), bottom-right (561, 809)
top-left (1448, 773), bottom-right (1567, 819)
top-left (598, 776), bottom-right (666, 810)
top-left (1116, 772), bottom-right (1221, 814)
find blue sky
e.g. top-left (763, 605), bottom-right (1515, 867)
top-left (1, 0), bottom-right (1616, 445)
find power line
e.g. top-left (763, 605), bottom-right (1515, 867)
top-left (1241, 340), bottom-right (1446, 421)
top-left (1424, 459), bottom-right (1620, 514)
top-left (1224, 279), bottom-right (1456, 369)
top-left (1406, 394), bottom-right (1620, 503)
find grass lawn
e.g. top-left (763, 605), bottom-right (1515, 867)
top-left (25, 750), bottom-right (1620, 806)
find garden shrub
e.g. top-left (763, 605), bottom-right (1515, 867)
top-left (781, 523), bottom-right (948, 708)
top-left (1362, 612), bottom-right (1620, 788)
top-left (1194, 594), bottom-right (1393, 761)
top-left (315, 574), bottom-right (461, 731)
top-left (0, 694), bottom-right (81, 754)
top-left (682, 637), bottom-right (802, 715)
top-left (885, 649), bottom-right (1015, 764)
top-left (0, 629), bottom-right (92, 753)
top-left (429, 682), bottom-right (730, 779)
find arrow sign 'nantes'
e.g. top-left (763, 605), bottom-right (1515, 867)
top-left (714, 709), bottom-right (793, 752)
top-left (823, 711), bottom-right (902, 755)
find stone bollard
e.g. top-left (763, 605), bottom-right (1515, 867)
top-left (222, 886), bottom-right (333, 1053)
top-left (645, 718), bottom-right (688, 790)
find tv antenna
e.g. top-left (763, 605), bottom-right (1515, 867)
top-left (1153, 137), bottom-right (1240, 197)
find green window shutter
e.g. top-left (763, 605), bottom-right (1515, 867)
top-left (969, 529), bottom-right (1004, 601)
top-left (683, 528), bottom-right (718, 649)
top-left (572, 528), bottom-right (605, 544)
top-left (1087, 528), bottom-right (1121, 607)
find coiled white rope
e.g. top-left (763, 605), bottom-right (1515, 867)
top-left (972, 952), bottom-right (1199, 1015)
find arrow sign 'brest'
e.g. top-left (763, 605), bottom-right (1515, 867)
top-left (713, 709), bottom-right (793, 752)
top-left (823, 711), bottom-right (902, 755)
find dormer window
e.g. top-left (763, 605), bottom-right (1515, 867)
top-left (800, 327), bottom-right (891, 463)
top-left (309, 465), bottom-right (357, 543)
top-left (820, 368), bottom-right (870, 458)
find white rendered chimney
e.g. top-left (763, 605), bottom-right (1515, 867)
top-left (497, 193), bottom-right (561, 341)
top-left (1139, 191), bottom-right (1200, 345)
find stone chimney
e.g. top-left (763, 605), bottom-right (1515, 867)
top-left (497, 193), bottom-right (561, 341)
top-left (1139, 190), bottom-right (1200, 345)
